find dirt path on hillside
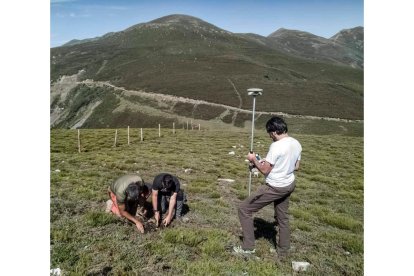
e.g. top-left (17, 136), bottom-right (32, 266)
top-left (80, 79), bottom-right (362, 123)
top-left (227, 78), bottom-right (242, 125)
top-left (71, 100), bottom-right (102, 129)
top-left (227, 78), bottom-right (243, 109)
top-left (96, 60), bottom-right (108, 75)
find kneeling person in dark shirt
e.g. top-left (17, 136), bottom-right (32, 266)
top-left (152, 173), bottom-right (186, 227)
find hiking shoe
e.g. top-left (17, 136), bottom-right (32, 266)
top-left (233, 245), bottom-right (256, 254)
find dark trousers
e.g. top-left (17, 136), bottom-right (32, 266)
top-left (158, 189), bottom-right (185, 218)
top-left (238, 181), bottom-right (295, 254)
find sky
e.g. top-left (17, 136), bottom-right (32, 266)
top-left (51, 0), bottom-right (364, 47)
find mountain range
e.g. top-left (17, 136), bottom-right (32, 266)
top-left (50, 14), bottom-right (363, 130)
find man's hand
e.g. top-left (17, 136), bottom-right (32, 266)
top-left (135, 221), bottom-right (145, 233)
top-left (247, 152), bottom-right (256, 162)
top-left (163, 215), bottom-right (172, 227)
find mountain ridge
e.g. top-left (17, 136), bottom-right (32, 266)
top-left (51, 14), bottom-right (363, 130)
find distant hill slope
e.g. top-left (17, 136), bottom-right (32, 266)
top-left (265, 27), bottom-right (363, 69)
top-left (51, 14), bottom-right (363, 129)
top-left (330, 26), bottom-right (364, 53)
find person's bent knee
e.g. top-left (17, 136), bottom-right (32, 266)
top-left (238, 201), bottom-right (250, 216)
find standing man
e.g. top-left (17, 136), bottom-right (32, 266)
top-left (152, 173), bottom-right (186, 227)
top-left (106, 174), bottom-right (147, 233)
top-left (233, 116), bottom-right (302, 260)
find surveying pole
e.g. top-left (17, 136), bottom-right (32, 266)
top-left (247, 88), bottom-right (263, 196)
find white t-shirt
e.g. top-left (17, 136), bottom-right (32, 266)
top-left (264, 136), bottom-right (302, 187)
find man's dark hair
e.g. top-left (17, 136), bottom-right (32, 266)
top-left (142, 184), bottom-right (149, 195)
top-left (125, 183), bottom-right (140, 203)
top-left (266, 116), bottom-right (288, 135)
top-left (162, 174), bottom-right (174, 190)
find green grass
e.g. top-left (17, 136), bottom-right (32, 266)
top-left (51, 127), bottom-right (363, 275)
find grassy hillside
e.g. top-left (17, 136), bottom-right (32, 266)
top-left (51, 15), bottom-right (363, 128)
top-left (51, 126), bottom-right (363, 275)
top-left (51, 80), bottom-right (363, 132)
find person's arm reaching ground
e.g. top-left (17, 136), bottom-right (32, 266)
top-left (152, 189), bottom-right (160, 227)
top-left (163, 192), bottom-right (177, 226)
top-left (118, 203), bottom-right (144, 233)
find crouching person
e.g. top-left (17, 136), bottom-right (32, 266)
top-left (106, 174), bottom-right (147, 233)
top-left (152, 173), bottom-right (186, 227)
top-left (136, 183), bottom-right (152, 217)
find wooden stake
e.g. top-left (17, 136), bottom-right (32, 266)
top-left (140, 128), bottom-right (143, 142)
top-left (186, 120), bottom-right (189, 130)
top-left (199, 124), bottom-right (201, 131)
top-left (77, 129), bottom-right (80, 153)
top-left (127, 126), bottom-right (130, 145)
top-left (173, 122), bottom-right (175, 134)
top-left (114, 129), bottom-right (118, 147)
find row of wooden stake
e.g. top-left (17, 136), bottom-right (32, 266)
top-left (77, 123), bottom-right (201, 153)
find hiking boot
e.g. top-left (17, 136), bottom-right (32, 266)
top-left (233, 245), bottom-right (256, 254)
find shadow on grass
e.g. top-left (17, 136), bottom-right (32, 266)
top-left (254, 217), bottom-right (277, 248)
top-left (181, 203), bottom-right (190, 217)
top-left (88, 266), bottom-right (112, 276)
